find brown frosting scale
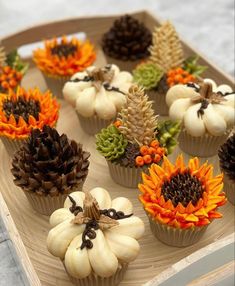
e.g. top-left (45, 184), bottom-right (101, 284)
top-left (11, 126), bottom-right (90, 196)
top-left (102, 15), bottom-right (152, 61)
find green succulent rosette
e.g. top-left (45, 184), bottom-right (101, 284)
top-left (96, 125), bottom-right (128, 161)
top-left (6, 49), bottom-right (29, 74)
top-left (133, 62), bottom-right (164, 90)
top-left (156, 120), bottom-right (181, 154)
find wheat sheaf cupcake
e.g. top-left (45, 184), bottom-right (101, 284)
top-left (33, 36), bottom-right (96, 98)
top-left (166, 79), bottom-right (235, 157)
top-left (218, 133), bottom-right (235, 205)
top-left (0, 86), bottom-right (59, 156)
top-left (96, 84), bottom-right (180, 188)
top-left (63, 64), bottom-right (133, 135)
top-left (139, 155), bottom-right (227, 247)
top-left (133, 21), bottom-right (207, 116)
top-left (11, 126), bottom-right (90, 215)
top-left (47, 187), bottom-right (145, 286)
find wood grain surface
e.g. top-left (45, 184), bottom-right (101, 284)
top-left (0, 11), bottom-right (234, 286)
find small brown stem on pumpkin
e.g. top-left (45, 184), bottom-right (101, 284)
top-left (83, 191), bottom-right (100, 221)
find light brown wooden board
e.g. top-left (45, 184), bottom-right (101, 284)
top-left (0, 11), bottom-right (234, 286)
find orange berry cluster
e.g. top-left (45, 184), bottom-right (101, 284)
top-left (0, 66), bottom-right (22, 91)
top-left (167, 67), bottom-right (196, 87)
top-left (135, 140), bottom-right (165, 167)
top-left (113, 120), bottom-right (122, 128)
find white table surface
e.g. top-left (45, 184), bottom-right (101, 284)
top-left (0, 1), bottom-right (234, 285)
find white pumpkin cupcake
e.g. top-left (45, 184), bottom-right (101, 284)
top-left (166, 79), bottom-right (235, 157)
top-left (63, 64), bottom-right (133, 135)
top-left (47, 187), bottom-right (145, 286)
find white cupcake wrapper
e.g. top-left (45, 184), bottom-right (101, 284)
top-left (223, 174), bottom-right (235, 205)
top-left (0, 136), bottom-right (28, 157)
top-left (147, 214), bottom-right (208, 247)
top-left (43, 74), bottom-right (70, 98)
top-left (76, 112), bottom-right (114, 135)
top-left (147, 89), bottom-right (169, 116)
top-left (64, 262), bottom-right (128, 286)
top-left (179, 129), bottom-right (230, 157)
top-left (23, 183), bottom-right (83, 216)
top-left (107, 161), bottom-right (148, 188)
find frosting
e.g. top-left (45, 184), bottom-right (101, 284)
top-left (63, 64), bottom-right (133, 120)
top-left (166, 80), bottom-right (235, 136)
top-left (47, 187), bottom-right (144, 279)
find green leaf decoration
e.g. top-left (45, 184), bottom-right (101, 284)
top-left (133, 63), bottom-right (164, 90)
top-left (6, 50), bottom-right (29, 74)
top-left (96, 125), bottom-right (128, 161)
top-left (183, 55), bottom-right (207, 77)
top-left (156, 120), bottom-right (181, 154)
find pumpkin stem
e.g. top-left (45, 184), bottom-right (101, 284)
top-left (199, 82), bottom-right (213, 99)
top-left (83, 191), bottom-right (101, 220)
top-left (87, 67), bottom-right (115, 91)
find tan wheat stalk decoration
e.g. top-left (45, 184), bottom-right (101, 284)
top-left (149, 21), bottom-right (184, 72)
top-left (118, 84), bottom-right (158, 146)
top-left (0, 45), bottom-right (6, 66)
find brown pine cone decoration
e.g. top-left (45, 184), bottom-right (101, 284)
top-left (218, 133), bottom-right (235, 181)
top-left (11, 126), bottom-right (90, 196)
top-left (102, 15), bottom-right (152, 61)
top-left (117, 142), bottom-right (140, 167)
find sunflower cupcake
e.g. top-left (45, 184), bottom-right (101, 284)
top-left (133, 22), bottom-right (206, 116)
top-left (33, 36), bottom-right (96, 98)
top-left (0, 46), bottom-right (28, 93)
top-left (0, 86), bottom-right (59, 156)
top-left (139, 155), bottom-right (227, 247)
top-left (11, 126), bottom-right (90, 215)
top-left (96, 84), bottom-right (180, 188)
top-left (218, 133), bottom-right (235, 205)
top-left (47, 187), bottom-right (144, 286)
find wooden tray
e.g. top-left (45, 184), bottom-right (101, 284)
top-left (0, 10), bottom-right (234, 286)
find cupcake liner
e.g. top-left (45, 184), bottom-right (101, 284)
top-left (76, 112), bottom-right (114, 135)
top-left (64, 262), bottom-right (128, 286)
top-left (107, 161), bottom-right (148, 188)
top-left (104, 55), bottom-right (141, 72)
top-left (23, 183), bottom-right (83, 216)
top-left (43, 73), bottom-right (70, 98)
top-left (179, 129), bottom-right (230, 157)
top-left (0, 136), bottom-right (28, 157)
top-left (223, 174), bottom-right (235, 205)
top-left (147, 89), bottom-right (169, 116)
top-left (147, 214), bottom-right (208, 247)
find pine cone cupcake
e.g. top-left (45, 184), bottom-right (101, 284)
top-left (11, 126), bottom-right (90, 215)
top-left (102, 15), bottom-right (152, 71)
top-left (218, 133), bottom-right (235, 205)
top-left (96, 85), bottom-right (180, 188)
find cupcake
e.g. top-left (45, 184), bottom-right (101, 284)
top-left (102, 15), bottom-right (152, 71)
top-left (0, 46), bottom-right (28, 93)
top-left (139, 155), bottom-right (227, 247)
top-left (96, 84), bottom-right (180, 188)
top-left (133, 21), bottom-right (207, 115)
top-left (63, 64), bottom-right (133, 135)
top-left (218, 133), bottom-right (235, 205)
top-left (33, 36), bottom-right (96, 98)
top-left (166, 79), bottom-right (235, 157)
top-left (0, 87), bottom-right (59, 156)
top-left (11, 126), bottom-right (90, 215)
top-left (47, 187), bottom-right (145, 286)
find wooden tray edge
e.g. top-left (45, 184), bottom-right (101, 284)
top-left (144, 232), bottom-right (235, 286)
top-left (0, 192), bottom-right (41, 286)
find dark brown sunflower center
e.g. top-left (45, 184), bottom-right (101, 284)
top-left (3, 98), bottom-right (40, 123)
top-left (51, 43), bottom-right (77, 58)
top-left (161, 171), bottom-right (203, 207)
